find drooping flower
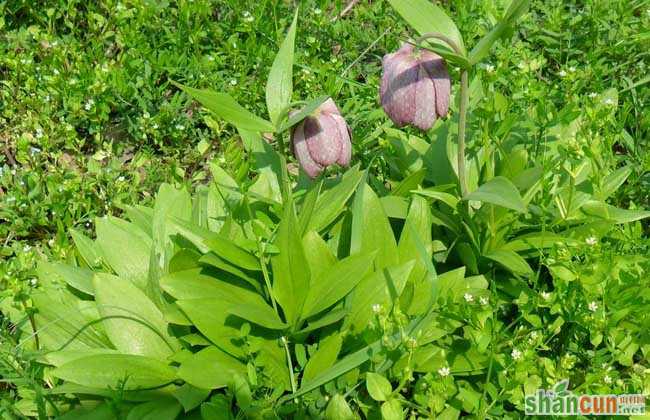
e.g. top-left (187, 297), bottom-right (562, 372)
top-left (291, 98), bottom-right (351, 178)
top-left (380, 42), bottom-right (451, 130)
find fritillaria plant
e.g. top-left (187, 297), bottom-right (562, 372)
top-left (174, 0), bottom-right (530, 200)
top-left (383, 0), bottom-right (530, 197)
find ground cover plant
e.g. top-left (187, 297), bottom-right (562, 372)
top-left (1, 0), bottom-right (650, 418)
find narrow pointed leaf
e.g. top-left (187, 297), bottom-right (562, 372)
top-left (387, 0), bottom-right (465, 54)
top-left (271, 204), bottom-right (310, 326)
top-left (464, 176), bottom-right (526, 213)
top-left (266, 10), bottom-right (298, 126)
top-left (173, 82), bottom-right (274, 132)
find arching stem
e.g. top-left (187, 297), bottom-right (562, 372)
top-left (414, 32), bottom-right (464, 57)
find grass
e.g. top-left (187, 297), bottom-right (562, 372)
top-left (1, 0), bottom-right (649, 417)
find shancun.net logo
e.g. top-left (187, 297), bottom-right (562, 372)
top-left (525, 380), bottom-right (646, 416)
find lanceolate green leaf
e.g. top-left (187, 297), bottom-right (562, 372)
top-left (301, 230), bottom-right (336, 282)
top-left (288, 317), bottom-right (426, 401)
top-left (581, 201), bottom-right (650, 223)
top-left (70, 228), bottom-right (102, 267)
top-left (483, 249), bottom-right (534, 277)
top-left (152, 184), bottom-right (192, 267)
top-left (228, 303), bottom-right (287, 330)
top-left (398, 196), bottom-right (434, 315)
top-left (31, 290), bottom-right (111, 350)
top-left (175, 299), bottom-right (245, 358)
top-left (387, 0), bottom-right (465, 54)
top-left (464, 176), bottom-right (527, 213)
top-left (301, 252), bottom-right (375, 318)
top-left (173, 82), bottom-right (274, 132)
top-left (266, 10), bottom-right (298, 126)
top-left (93, 273), bottom-right (177, 359)
top-left (307, 166), bottom-right (364, 232)
top-left (344, 261), bottom-right (414, 334)
top-left (350, 183), bottom-right (398, 269)
top-left (168, 217), bottom-right (260, 271)
top-left (127, 398), bottom-right (182, 420)
top-left (178, 346), bottom-right (246, 390)
top-left (302, 333), bottom-right (342, 384)
top-left (256, 340), bottom-right (292, 391)
top-left (39, 261), bottom-right (94, 296)
top-left (95, 216), bottom-right (152, 290)
top-left (52, 354), bottom-right (176, 390)
top-left (600, 164), bottom-right (633, 200)
top-left (278, 95), bottom-right (329, 133)
top-left (271, 204), bottom-right (310, 326)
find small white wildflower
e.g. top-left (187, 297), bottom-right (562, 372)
top-left (464, 293), bottom-right (474, 303)
top-left (30, 147), bottom-right (41, 156)
top-left (23, 245), bottom-right (32, 252)
top-left (485, 64), bottom-right (495, 73)
top-left (372, 304), bottom-right (381, 314)
top-left (604, 375), bottom-right (612, 384)
top-left (588, 301), bottom-right (598, 312)
top-left (117, 176), bottom-right (125, 182)
top-left (29, 278), bottom-right (38, 287)
top-left (230, 79), bottom-right (237, 86)
top-left (242, 11), bottom-right (254, 22)
top-left (558, 70), bottom-right (567, 77)
top-left (585, 236), bottom-right (597, 246)
top-left (511, 348), bottom-right (522, 360)
top-left (589, 92), bottom-right (598, 98)
top-left (85, 222), bottom-right (91, 228)
top-left (603, 98), bottom-right (615, 106)
top-left (568, 66), bottom-right (576, 73)
top-left (84, 99), bottom-right (95, 111)
top-left (48, 239), bottom-right (55, 246)
top-left (438, 366), bottom-right (450, 377)
top-left (175, 124), bottom-right (185, 130)
top-left (480, 296), bottom-right (489, 305)
top-left (314, 8), bottom-right (322, 15)
top-left (143, 111), bottom-right (150, 119)
top-left (35, 128), bottom-right (43, 138)
top-left (541, 291), bottom-right (551, 300)
top-left (152, 123), bottom-right (159, 129)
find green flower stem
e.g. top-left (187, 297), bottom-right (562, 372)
top-left (414, 32), bottom-right (463, 58)
top-left (276, 133), bottom-right (293, 205)
top-left (458, 68), bottom-right (469, 197)
top-left (281, 336), bottom-right (298, 396)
